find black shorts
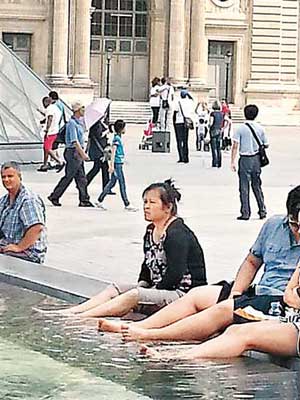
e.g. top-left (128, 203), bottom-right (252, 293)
top-left (214, 280), bottom-right (258, 303)
top-left (233, 294), bottom-right (284, 324)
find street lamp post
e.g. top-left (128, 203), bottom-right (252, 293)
top-left (105, 47), bottom-right (113, 99)
top-left (224, 50), bottom-right (232, 102)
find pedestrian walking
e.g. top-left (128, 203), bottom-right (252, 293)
top-left (149, 77), bottom-right (160, 124)
top-left (231, 104), bottom-right (268, 220)
top-left (86, 118), bottom-right (115, 194)
top-left (95, 120), bottom-right (137, 212)
top-left (173, 89), bottom-right (195, 164)
top-left (47, 101), bottom-right (93, 207)
top-left (209, 100), bottom-right (223, 168)
top-left (37, 95), bottom-right (64, 172)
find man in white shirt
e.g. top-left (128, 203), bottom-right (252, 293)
top-left (173, 90), bottom-right (195, 163)
top-left (38, 97), bottom-right (65, 172)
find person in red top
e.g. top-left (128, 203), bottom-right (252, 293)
top-left (221, 98), bottom-right (231, 118)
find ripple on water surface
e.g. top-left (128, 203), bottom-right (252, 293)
top-left (0, 282), bottom-right (299, 400)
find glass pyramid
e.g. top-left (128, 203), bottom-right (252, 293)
top-left (0, 40), bottom-right (72, 163)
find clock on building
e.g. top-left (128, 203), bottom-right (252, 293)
top-left (211, 0), bottom-right (234, 7)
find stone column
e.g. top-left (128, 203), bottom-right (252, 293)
top-left (189, 0), bottom-right (207, 85)
top-left (50, 0), bottom-right (69, 83)
top-left (168, 0), bottom-right (185, 84)
top-left (73, 0), bottom-right (92, 84)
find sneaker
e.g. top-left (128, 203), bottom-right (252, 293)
top-left (56, 162), bottom-right (65, 173)
top-left (95, 201), bottom-right (107, 210)
top-left (78, 201), bottom-right (94, 207)
top-left (125, 205), bottom-right (138, 212)
top-left (47, 196), bottom-right (61, 207)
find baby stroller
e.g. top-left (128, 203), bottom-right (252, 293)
top-left (139, 120), bottom-right (154, 150)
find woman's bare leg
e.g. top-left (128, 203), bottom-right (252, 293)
top-left (66, 285), bottom-right (119, 314)
top-left (135, 285), bottom-right (222, 329)
top-left (99, 285), bottom-right (222, 333)
top-left (142, 321), bottom-right (298, 360)
top-left (79, 289), bottom-right (139, 318)
top-left (122, 299), bottom-right (234, 342)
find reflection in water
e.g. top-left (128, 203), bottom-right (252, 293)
top-left (0, 282), bottom-right (298, 400)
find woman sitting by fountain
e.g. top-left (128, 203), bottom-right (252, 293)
top-left (64, 179), bottom-right (207, 322)
top-left (140, 265), bottom-right (300, 360)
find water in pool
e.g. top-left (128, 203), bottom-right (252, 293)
top-left (0, 282), bottom-right (299, 399)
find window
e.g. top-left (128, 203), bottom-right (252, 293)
top-left (2, 33), bottom-right (31, 66)
top-left (104, 13), bottom-right (118, 36)
top-left (120, 0), bottom-right (133, 10)
top-left (105, 0), bottom-right (118, 10)
top-left (135, 14), bottom-right (147, 37)
top-left (135, 0), bottom-right (146, 11)
top-left (119, 16), bottom-right (133, 37)
top-left (91, 0), bottom-right (148, 53)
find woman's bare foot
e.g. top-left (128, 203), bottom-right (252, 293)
top-left (139, 344), bottom-right (162, 359)
top-left (121, 323), bottom-right (151, 342)
top-left (97, 318), bottom-right (122, 333)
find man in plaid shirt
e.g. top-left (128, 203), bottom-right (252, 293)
top-left (0, 161), bottom-right (47, 263)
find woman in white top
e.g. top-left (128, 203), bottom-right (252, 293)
top-left (149, 77), bottom-right (161, 124)
top-left (173, 90), bottom-right (195, 163)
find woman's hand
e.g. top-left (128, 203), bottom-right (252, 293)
top-left (284, 287), bottom-right (300, 309)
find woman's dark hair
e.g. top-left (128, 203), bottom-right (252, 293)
top-left (142, 179), bottom-right (181, 216)
top-left (151, 77), bottom-right (160, 87)
top-left (286, 185), bottom-right (300, 219)
top-left (109, 119), bottom-right (126, 134)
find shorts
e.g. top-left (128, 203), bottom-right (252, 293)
top-left (233, 294), bottom-right (284, 324)
top-left (112, 282), bottom-right (185, 315)
top-left (44, 134), bottom-right (58, 151)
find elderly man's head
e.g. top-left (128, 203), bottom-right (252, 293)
top-left (71, 100), bottom-right (85, 117)
top-left (1, 162), bottom-right (22, 193)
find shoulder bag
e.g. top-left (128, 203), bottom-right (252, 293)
top-left (245, 122), bottom-right (269, 167)
top-left (178, 102), bottom-right (194, 130)
top-left (91, 135), bottom-right (112, 162)
top-left (161, 88), bottom-right (170, 109)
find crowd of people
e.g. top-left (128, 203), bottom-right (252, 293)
top-left (149, 77), bottom-right (233, 167)
top-left (0, 84), bottom-right (299, 364)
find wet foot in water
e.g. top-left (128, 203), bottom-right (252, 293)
top-left (98, 318), bottom-right (123, 333)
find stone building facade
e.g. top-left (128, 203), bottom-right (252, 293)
top-left (1, 0), bottom-right (300, 114)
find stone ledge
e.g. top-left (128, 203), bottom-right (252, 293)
top-left (0, 254), bottom-right (108, 303)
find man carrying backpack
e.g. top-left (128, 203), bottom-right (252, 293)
top-left (48, 101), bottom-right (94, 207)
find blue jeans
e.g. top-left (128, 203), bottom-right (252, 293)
top-left (98, 163), bottom-right (130, 207)
top-left (210, 133), bottom-right (222, 167)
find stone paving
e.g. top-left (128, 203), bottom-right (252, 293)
top-left (3, 124), bottom-right (299, 287)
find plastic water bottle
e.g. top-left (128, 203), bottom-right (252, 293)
top-left (268, 301), bottom-right (282, 317)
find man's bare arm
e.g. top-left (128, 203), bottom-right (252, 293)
top-left (229, 253), bottom-right (263, 297)
top-left (75, 141), bottom-right (89, 161)
top-left (231, 141), bottom-right (238, 172)
top-left (2, 224), bottom-right (43, 254)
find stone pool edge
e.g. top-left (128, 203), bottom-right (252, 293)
top-left (0, 254), bottom-right (299, 372)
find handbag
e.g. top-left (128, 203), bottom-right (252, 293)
top-left (162, 99), bottom-right (169, 109)
top-left (178, 102), bottom-right (194, 130)
top-left (161, 87), bottom-right (170, 109)
top-left (91, 135), bottom-right (112, 162)
top-left (245, 123), bottom-right (269, 167)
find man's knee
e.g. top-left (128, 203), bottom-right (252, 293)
top-left (225, 323), bottom-right (260, 350)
